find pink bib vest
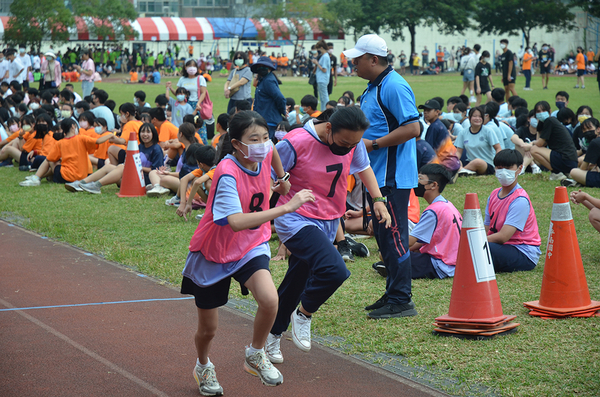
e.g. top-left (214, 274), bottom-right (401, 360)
top-left (279, 127), bottom-right (355, 220)
top-left (419, 199), bottom-right (463, 266)
top-left (487, 187), bottom-right (541, 246)
top-left (188, 152), bottom-right (273, 263)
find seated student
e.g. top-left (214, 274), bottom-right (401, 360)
top-left (19, 116), bottom-right (56, 171)
top-left (551, 91), bottom-right (569, 117)
top-left (491, 88), bottom-right (510, 118)
top-left (529, 100), bottom-right (579, 181)
top-left (166, 81), bottom-right (193, 128)
top-left (212, 113), bottom-right (230, 149)
top-left (440, 96), bottom-right (463, 121)
top-left (176, 145), bottom-right (217, 220)
top-left (409, 164), bottom-right (462, 279)
top-left (19, 118), bottom-right (112, 187)
top-left (148, 123), bottom-right (200, 202)
top-left (134, 90), bottom-right (151, 108)
top-left (325, 100), bottom-right (338, 110)
top-left (106, 103), bottom-right (143, 166)
top-left (562, 118), bottom-right (600, 188)
top-left (418, 99), bottom-right (460, 172)
top-left (1, 114), bottom-right (51, 170)
top-left (285, 97), bottom-right (297, 125)
top-left (155, 94), bottom-right (168, 109)
top-left (0, 117), bottom-right (24, 151)
top-left (571, 189), bottom-right (600, 233)
top-left (455, 106), bottom-right (502, 176)
top-left (77, 111), bottom-right (96, 137)
top-left (183, 114), bottom-right (207, 145)
top-left (68, 122), bottom-right (163, 194)
top-left (87, 117), bottom-right (112, 169)
top-left (511, 112), bottom-right (541, 174)
top-left (294, 95), bottom-right (321, 125)
top-left (484, 149), bottom-right (541, 272)
top-left (235, 100), bottom-right (251, 113)
top-left (484, 102), bottom-right (510, 150)
top-left (453, 102), bottom-right (470, 131)
top-left (556, 107), bottom-right (577, 136)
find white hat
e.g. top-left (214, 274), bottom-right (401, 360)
top-left (45, 51), bottom-right (55, 58)
top-left (343, 34), bottom-right (388, 58)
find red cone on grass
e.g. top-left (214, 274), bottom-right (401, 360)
top-left (117, 131), bottom-right (146, 198)
top-left (434, 193), bottom-right (519, 339)
top-left (524, 187), bottom-right (600, 318)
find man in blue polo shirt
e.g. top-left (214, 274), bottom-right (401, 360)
top-left (344, 34), bottom-right (421, 319)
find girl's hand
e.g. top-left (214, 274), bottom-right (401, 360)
top-left (176, 203), bottom-right (193, 220)
top-left (570, 190), bottom-right (587, 205)
top-left (26, 151), bottom-right (34, 162)
top-left (166, 81), bottom-right (172, 89)
top-left (373, 201), bottom-right (392, 228)
top-left (284, 189), bottom-right (315, 213)
top-left (271, 179), bottom-right (291, 196)
top-left (344, 209), bottom-right (362, 220)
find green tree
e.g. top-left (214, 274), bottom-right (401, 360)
top-left (72, 0), bottom-right (138, 45)
top-left (474, 0), bottom-right (576, 48)
top-left (3, 0), bottom-right (74, 50)
top-left (570, 0), bottom-right (600, 19)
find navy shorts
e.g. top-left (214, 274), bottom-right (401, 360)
top-left (577, 69), bottom-right (585, 77)
top-left (52, 164), bottom-right (71, 183)
top-left (503, 76), bottom-right (516, 86)
top-left (410, 251), bottom-right (440, 279)
top-left (180, 254), bottom-right (270, 310)
top-left (489, 242), bottom-right (536, 273)
top-left (586, 171), bottom-right (600, 188)
top-left (540, 65), bottom-right (551, 74)
top-left (550, 151), bottom-right (577, 175)
top-left (117, 149), bottom-right (126, 165)
top-left (97, 159), bottom-right (106, 169)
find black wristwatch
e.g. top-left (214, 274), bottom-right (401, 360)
top-left (372, 139), bottom-right (380, 150)
top-left (278, 172), bottom-right (290, 182)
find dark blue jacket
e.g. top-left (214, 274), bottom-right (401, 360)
top-left (253, 72), bottom-right (286, 128)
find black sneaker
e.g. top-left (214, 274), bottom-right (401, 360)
top-left (346, 236), bottom-right (370, 257)
top-left (19, 165), bottom-right (30, 171)
top-left (372, 261), bottom-right (387, 278)
top-left (337, 240), bottom-right (355, 262)
top-left (365, 293), bottom-right (388, 311)
top-left (368, 301), bottom-right (418, 319)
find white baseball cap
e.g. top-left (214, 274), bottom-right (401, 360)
top-left (343, 34), bottom-right (388, 59)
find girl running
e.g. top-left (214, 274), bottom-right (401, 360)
top-left (181, 110), bottom-right (314, 395)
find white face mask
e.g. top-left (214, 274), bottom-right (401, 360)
top-left (94, 126), bottom-right (103, 134)
top-left (30, 102), bottom-right (40, 110)
top-left (80, 121), bottom-right (89, 129)
top-left (274, 130), bottom-right (287, 141)
top-left (500, 44), bottom-right (506, 50)
top-left (239, 140), bottom-right (272, 163)
top-left (530, 117), bottom-right (539, 128)
top-left (495, 168), bottom-right (517, 187)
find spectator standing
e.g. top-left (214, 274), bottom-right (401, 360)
top-left (224, 51), bottom-right (252, 114)
top-left (522, 47), bottom-right (534, 91)
top-left (327, 43), bottom-right (338, 94)
top-left (499, 39), bottom-right (517, 101)
top-left (76, 50), bottom-right (95, 98)
top-left (40, 51), bottom-right (61, 90)
top-left (436, 46), bottom-right (444, 73)
top-left (7, 49), bottom-right (24, 85)
top-left (251, 57), bottom-right (286, 139)
top-left (538, 44), bottom-right (552, 90)
top-left (575, 47), bottom-right (586, 89)
top-left (474, 51), bottom-right (494, 105)
top-left (422, 46), bottom-right (429, 67)
top-left (399, 51), bottom-right (407, 75)
top-left (344, 34), bottom-right (421, 319)
top-left (17, 45), bottom-right (31, 89)
top-left (313, 40), bottom-right (331, 111)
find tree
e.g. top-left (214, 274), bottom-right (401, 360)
top-left (211, 2), bottom-right (258, 52)
top-left (3, 0), bottom-right (74, 51)
top-left (72, 0), bottom-right (138, 45)
top-left (325, 0), bottom-right (369, 42)
top-left (570, 0), bottom-right (600, 19)
top-left (474, 0), bottom-right (577, 48)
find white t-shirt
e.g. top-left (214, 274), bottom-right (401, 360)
top-left (18, 54), bottom-right (31, 82)
top-left (33, 55), bottom-right (41, 70)
top-left (0, 59), bottom-right (8, 83)
top-left (8, 58), bottom-right (24, 83)
top-left (177, 75), bottom-right (207, 102)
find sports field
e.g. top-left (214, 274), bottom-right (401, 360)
top-left (1, 72), bottom-right (599, 396)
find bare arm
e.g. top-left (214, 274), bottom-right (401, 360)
top-left (357, 167), bottom-right (392, 228)
top-left (487, 224), bottom-right (518, 244)
top-left (363, 121), bottom-right (420, 152)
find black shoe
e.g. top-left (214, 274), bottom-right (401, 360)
top-left (365, 293), bottom-right (388, 311)
top-left (346, 236), bottom-right (370, 257)
top-left (337, 240), bottom-right (355, 262)
top-left (372, 261), bottom-right (387, 278)
top-left (368, 301), bottom-right (418, 319)
top-left (18, 165), bottom-right (30, 171)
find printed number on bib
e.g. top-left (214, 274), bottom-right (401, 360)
top-left (248, 192), bottom-right (264, 230)
top-left (326, 163), bottom-right (343, 198)
top-left (466, 228), bottom-right (496, 283)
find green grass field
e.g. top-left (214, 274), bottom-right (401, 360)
top-left (1, 72), bottom-right (600, 396)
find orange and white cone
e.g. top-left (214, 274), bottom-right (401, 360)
top-left (524, 187), bottom-right (600, 318)
top-left (434, 193), bottom-right (519, 338)
top-left (117, 131), bottom-right (146, 198)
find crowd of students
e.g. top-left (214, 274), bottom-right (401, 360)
top-left (1, 34), bottom-right (600, 396)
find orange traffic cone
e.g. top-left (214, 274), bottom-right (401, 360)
top-left (117, 131), bottom-right (146, 198)
top-left (434, 193), bottom-right (519, 339)
top-left (524, 187), bottom-right (600, 318)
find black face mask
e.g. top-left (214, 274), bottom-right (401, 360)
top-left (327, 133), bottom-right (352, 156)
top-left (413, 183), bottom-right (426, 197)
top-left (53, 131), bottom-right (64, 141)
top-left (35, 124), bottom-right (48, 133)
top-left (583, 131), bottom-right (597, 146)
top-left (256, 66), bottom-right (270, 77)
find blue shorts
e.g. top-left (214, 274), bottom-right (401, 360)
top-left (180, 254), bottom-right (270, 309)
top-left (52, 164), bottom-right (71, 183)
top-left (489, 242), bottom-right (536, 273)
top-left (410, 251), bottom-right (439, 279)
top-left (463, 69), bottom-right (474, 82)
top-left (586, 171), bottom-right (600, 188)
top-left (550, 151), bottom-right (577, 175)
top-left (97, 159), bottom-right (106, 169)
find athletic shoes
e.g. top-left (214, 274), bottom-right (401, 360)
top-left (65, 181), bottom-right (83, 192)
top-left (19, 175), bottom-right (40, 186)
top-left (337, 239), bottom-right (355, 262)
top-left (531, 164), bottom-right (542, 174)
top-left (165, 195), bottom-right (181, 206)
top-left (265, 333), bottom-right (283, 364)
top-left (372, 261), bottom-right (387, 278)
top-left (365, 293), bottom-right (389, 311)
top-left (80, 181), bottom-right (102, 194)
top-left (18, 165), bottom-right (30, 171)
top-left (346, 236), bottom-right (370, 257)
top-left (561, 178), bottom-right (582, 187)
top-left (469, 96), bottom-right (477, 103)
top-left (195, 213), bottom-right (204, 221)
top-left (244, 347), bottom-right (283, 387)
top-left (290, 309), bottom-right (311, 352)
top-left (193, 363), bottom-right (223, 396)
top-left (549, 172), bottom-right (567, 181)
top-left (368, 300), bottom-right (418, 319)
top-left (147, 185), bottom-right (170, 197)
top-left (0, 159), bottom-right (13, 167)
top-left (458, 168), bottom-right (476, 176)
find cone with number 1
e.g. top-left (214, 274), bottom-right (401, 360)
top-left (117, 131), bottom-right (146, 198)
top-left (434, 193), bottom-right (519, 339)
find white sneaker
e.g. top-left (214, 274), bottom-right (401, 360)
top-left (469, 96), bottom-right (476, 103)
top-left (458, 168), bottom-right (476, 176)
top-left (165, 195), bottom-right (181, 206)
top-left (19, 176), bottom-right (40, 187)
top-left (531, 164), bottom-right (542, 174)
top-left (147, 185), bottom-right (170, 197)
top-left (244, 347), bottom-right (283, 387)
top-left (549, 172), bottom-right (567, 181)
top-left (65, 180), bottom-right (83, 192)
top-left (193, 363), bottom-right (223, 396)
top-left (290, 309), bottom-right (311, 352)
top-left (265, 334), bottom-right (283, 364)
